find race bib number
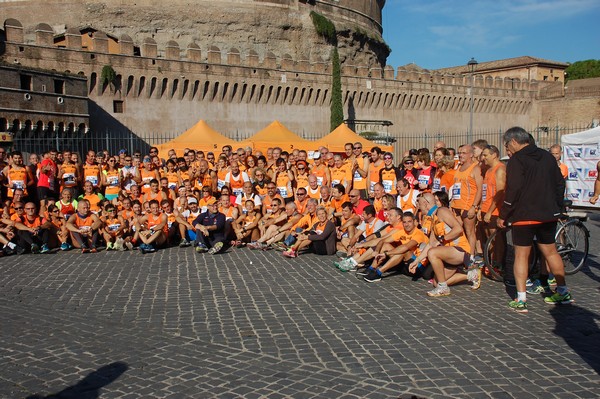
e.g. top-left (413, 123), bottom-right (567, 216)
top-left (370, 181), bottom-right (376, 192)
top-left (233, 187), bottom-right (243, 196)
top-left (452, 183), bottom-right (461, 200)
top-left (278, 186), bottom-right (288, 198)
top-left (316, 176), bottom-right (324, 187)
top-left (353, 170), bottom-right (363, 181)
top-left (331, 180), bottom-right (340, 187)
top-left (108, 223), bottom-right (121, 232)
top-left (418, 175), bottom-right (430, 186)
top-left (432, 178), bottom-right (441, 191)
top-left (382, 180), bottom-right (393, 193)
top-left (12, 180), bottom-right (24, 189)
top-left (482, 184), bottom-right (488, 202)
top-left (86, 176), bottom-right (98, 186)
top-left (63, 173), bottom-right (76, 186)
top-left (107, 176), bottom-right (119, 187)
top-left (217, 179), bottom-right (225, 190)
top-left (168, 182), bottom-right (177, 190)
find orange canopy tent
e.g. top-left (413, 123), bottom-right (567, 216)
top-left (238, 120), bottom-right (315, 154)
top-left (313, 123), bottom-right (394, 153)
top-left (155, 120), bottom-right (238, 156)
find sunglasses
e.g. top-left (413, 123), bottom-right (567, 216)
top-left (14, 207), bottom-right (24, 210)
top-left (25, 207), bottom-right (36, 210)
top-left (349, 195), bottom-right (358, 198)
top-left (353, 146), bottom-right (362, 150)
top-left (297, 167), bottom-right (305, 171)
top-left (297, 193), bottom-right (306, 196)
top-left (404, 161), bottom-right (414, 165)
top-left (384, 156), bottom-right (393, 160)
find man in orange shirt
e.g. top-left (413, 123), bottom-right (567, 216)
top-left (549, 144), bottom-right (568, 179)
top-left (14, 202), bottom-right (51, 254)
top-left (364, 211), bottom-right (429, 282)
top-left (450, 144), bottom-right (482, 258)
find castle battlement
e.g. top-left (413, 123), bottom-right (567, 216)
top-left (3, 18), bottom-right (539, 94)
top-left (2, 17), bottom-right (541, 142)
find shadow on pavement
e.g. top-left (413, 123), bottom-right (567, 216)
top-left (26, 362), bottom-right (128, 399)
top-left (550, 304), bottom-right (600, 375)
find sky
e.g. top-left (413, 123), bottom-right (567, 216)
top-left (381, 0), bottom-right (600, 70)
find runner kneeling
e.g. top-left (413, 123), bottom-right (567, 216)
top-left (411, 192), bottom-right (476, 297)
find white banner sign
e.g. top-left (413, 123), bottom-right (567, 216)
top-left (564, 144), bottom-right (600, 207)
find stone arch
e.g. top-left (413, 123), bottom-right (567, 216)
top-left (211, 81), bottom-right (220, 101)
top-left (11, 119), bottom-right (20, 134)
top-left (191, 80), bottom-right (200, 100)
top-left (126, 75), bottom-right (135, 97)
top-left (89, 72), bottom-right (97, 95)
top-left (171, 78), bottom-right (179, 99)
top-left (181, 79), bottom-right (190, 100)
top-left (160, 77), bottom-right (169, 98)
top-left (140, 76), bottom-right (148, 97)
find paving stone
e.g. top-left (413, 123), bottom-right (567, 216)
top-left (1, 213), bottom-right (600, 397)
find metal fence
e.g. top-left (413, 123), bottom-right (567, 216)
top-left (5, 123), bottom-right (594, 160)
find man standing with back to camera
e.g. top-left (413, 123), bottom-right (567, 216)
top-left (498, 127), bottom-right (573, 314)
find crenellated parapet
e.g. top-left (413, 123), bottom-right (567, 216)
top-left (1, 18), bottom-right (538, 137)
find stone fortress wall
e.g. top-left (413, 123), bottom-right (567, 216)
top-left (2, 17), bottom-right (538, 139)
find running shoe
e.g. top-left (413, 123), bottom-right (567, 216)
top-left (89, 247), bottom-right (98, 253)
top-left (14, 245), bottom-right (26, 255)
top-left (106, 242), bottom-right (114, 251)
top-left (282, 249), bottom-right (297, 258)
top-left (114, 237), bottom-right (125, 251)
top-left (363, 269), bottom-right (382, 283)
top-left (81, 245), bottom-right (89, 254)
top-left (355, 266), bottom-right (370, 276)
top-left (547, 276), bottom-right (557, 286)
top-left (427, 285), bottom-right (451, 297)
top-left (508, 299), bottom-right (528, 313)
top-left (208, 241), bottom-right (224, 255)
top-left (40, 244), bottom-right (50, 254)
top-left (469, 267), bottom-right (482, 290)
top-left (125, 241), bottom-right (134, 251)
top-left (179, 239), bottom-right (191, 248)
top-left (525, 278), bottom-right (533, 288)
top-left (60, 242), bottom-right (69, 251)
top-left (544, 291), bottom-right (574, 305)
top-left (31, 244), bottom-right (40, 254)
top-left (195, 244), bottom-right (208, 253)
top-left (526, 280), bottom-right (552, 295)
top-left (336, 250), bottom-right (347, 258)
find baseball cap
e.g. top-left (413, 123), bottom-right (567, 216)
top-left (312, 152), bottom-right (321, 160)
top-left (187, 197), bottom-right (198, 204)
top-left (206, 198), bottom-right (217, 205)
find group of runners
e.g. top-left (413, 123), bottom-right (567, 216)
top-left (1, 127), bottom-right (597, 310)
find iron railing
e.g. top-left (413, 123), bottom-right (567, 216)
top-left (3, 123), bottom-right (595, 160)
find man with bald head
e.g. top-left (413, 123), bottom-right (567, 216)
top-left (434, 141), bottom-right (447, 150)
top-left (348, 189), bottom-right (369, 216)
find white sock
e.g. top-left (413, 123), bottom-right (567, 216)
top-left (7, 242), bottom-right (16, 249)
top-left (517, 291), bottom-right (527, 302)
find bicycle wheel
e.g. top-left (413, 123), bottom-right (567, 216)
top-left (555, 220), bottom-right (589, 275)
top-left (483, 229), bottom-right (508, 281)
top-left (484, 228), bottom-right (538, 282)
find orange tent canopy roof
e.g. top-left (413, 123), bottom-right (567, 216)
top-left (313, 123), bottom-right (394, 153)
top-left (238, 120), bottom-right (315, 154)
top-left (155, 120), bottom-right (238, 156)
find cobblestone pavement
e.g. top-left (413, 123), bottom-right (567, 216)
top-left (1, 214), bottom-right (599, 398)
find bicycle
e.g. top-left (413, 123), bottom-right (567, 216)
top-left (483, 202), bottom-right (589, 282)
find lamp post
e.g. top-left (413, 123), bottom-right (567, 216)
top-left (467, 57), bottom-right (478, 144)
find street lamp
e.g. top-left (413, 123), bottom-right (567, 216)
top-left (467, 57), bottom-right (478, 144)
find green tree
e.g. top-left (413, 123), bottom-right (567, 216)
top-left (565, 60), bottom-right (600, 82)
top-left (330, 47), bottom-right (343, 131)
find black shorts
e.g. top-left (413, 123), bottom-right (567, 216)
top-left (37, 186), bottom-right (57, 201)
top-left (511, 222), bottom-right (557, 246)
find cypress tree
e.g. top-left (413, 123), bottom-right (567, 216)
top-left (330, 46), bottom-right (343, 131)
